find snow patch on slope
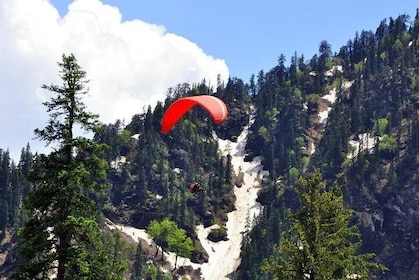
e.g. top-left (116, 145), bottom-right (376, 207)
top-left (325, 65), bottom-right (343, 77)
top-left (318, 86), bottom-right (337, 124)
top-left (105, 113), bottom-right (267, 279)
top-left (198, 116), bottom-right (267, 279)
top-left (318, 107), bottom-right (332, 124)
top-left (317, 76), bottom-right (354, 125)
top-left (106, 219), bottom-right (202, 273)
top-left (311, 75), bottom-right (354, 156)
top-left (347, 133), bottom-right (378, 159)
top-left (106, 219), bottom-right (153, 244)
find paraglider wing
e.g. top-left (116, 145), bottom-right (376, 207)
top-left (160, 95), bottom-right (228, 134)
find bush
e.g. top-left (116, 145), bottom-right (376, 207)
top-left (207, 226), bottom-right (228, 242)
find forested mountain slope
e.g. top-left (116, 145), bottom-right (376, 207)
top-left (238, 11), bottom-right (419, 280)
top-left (1, 9), bottom-right (419, 280)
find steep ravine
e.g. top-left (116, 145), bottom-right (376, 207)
top-left (197, 115), bottom-right (268, 279)
top-left (107, 116), bottom-right (268, 279)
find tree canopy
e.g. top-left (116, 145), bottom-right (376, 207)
top-left (148, 218), bottom-right (193, 269)
top-left (13, 54), bottom-right (125, 280)
top-left (262, 170), bottom-right (386, 279)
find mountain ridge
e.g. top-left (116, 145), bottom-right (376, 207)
top-left (1, 9), bottom-right (419, 279)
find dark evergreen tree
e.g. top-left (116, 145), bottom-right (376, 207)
top-left (262, 170), bottom-right (386, 279)
top-left (0, 149), bottom-right (11, 232)
top-left (18, 144), bottom-right (33, 199)
top-left (130, 242), bottom-right (146, 280)
top-left (13, 54), bottom-right (124, 280)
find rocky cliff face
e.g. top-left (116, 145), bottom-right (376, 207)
top-left (348, 166), bottom-right (419, 279)
top-left (309, 83), bottom-right (419, 279)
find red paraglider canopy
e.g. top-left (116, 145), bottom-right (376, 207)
top-left (160, 95), bottom-right (228, 134)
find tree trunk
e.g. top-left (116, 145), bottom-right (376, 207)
top-left (57, 231), bottom-right (70, 280)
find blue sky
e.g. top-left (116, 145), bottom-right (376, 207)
top-left (51, 0), bottom-right (418, 80)
top-left (0, 0), bottom-right (418, 160)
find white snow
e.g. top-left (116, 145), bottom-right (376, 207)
top-left (106, 219), bottom-right (153, 244)
top-left (347, 133), bottom-right (378, 159)
top-left (325, 65), bottom-right (343, 77)
top-left (198, 117), bottom-right (267, 279)
top-left (317, 91), bottom-right (334, 124)
top-left (105, 113), bottom-right (267, 279)
top-left (318, 107), bottom-right (332, 124)
top-left (310, 75), bottom-right (354, 157)
top-left (318, 87), bottom-right (337, 124)
top-left (47, 227), bottom-right (58, 279)
top-left (104, 108), bottom-right (365, 278)
top-left (172, 167), bottom-right (182, 174)
top-left (106, 219), bottom-right (200, 274)
top-left (343, 80), bottom-right (354, 89)
top-left (110, 155), bottom-right (127, 169)
top-left (347, 274), bottom-right (362, 279)
top-left (309, 141), bottom-right (316, 156)
top-left (317, 78), bottom-right (353, 126)
top-left (322, 88), bottom-right (337, 104)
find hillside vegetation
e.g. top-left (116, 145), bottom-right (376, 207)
top-left (1, 9), bottom-right (419, 280)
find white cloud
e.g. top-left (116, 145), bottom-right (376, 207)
top-left (0, 0), bottom-right (229, 160)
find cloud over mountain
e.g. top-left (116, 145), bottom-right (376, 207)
top-left (0, 0), bottom-right (229, 159)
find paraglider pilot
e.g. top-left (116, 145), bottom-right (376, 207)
top-left (189, 182), bottom-right (201, 194)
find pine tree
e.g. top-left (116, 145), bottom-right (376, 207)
top-left (18, 144), bottom-right (33, 199)
top-left (13, 54), bottom-right (123, 280)
top-left (130, 242), bottom-right (146, 280)
top-left (0, 149), bottom-right (11, 232)
top-left (262, 170), bottom-right (387, 279)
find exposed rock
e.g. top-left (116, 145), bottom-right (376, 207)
top-left (207, 226), bottom-right (228, 242)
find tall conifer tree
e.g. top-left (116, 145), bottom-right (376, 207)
top-left (13, 54), bottom-right (123, 280)
top-left (262, 170), bottom-right (386, 279)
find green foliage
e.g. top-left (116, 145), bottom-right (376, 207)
top-left (378, 134), bottom-right (397, 154)
top-left (288, 167), bottom-right (300, 183)
top-left (258, 126), bottom-right (271, 142)
top-left (167, 226), bottom-right (193, 268)
top-left (0, 7), bottom-right (419, 280)
top-left (146, 264), bottom-right (158, 279)
top-left (207, 226), bottom-right (228, 242)
top-left (354, 61), bottom-right (364, 73)
top-left (375, 118), bottom-right (389, 136)
top-left (294, 87), bottom-right (302, 101)
top-left (130, 242), bottom-right (146, 280)
top-left (261, 170), bottom-right (387, 279)
top-left (13, 54), bottom-right (123, 280)
top-left (3, 9), bottom-right (419, 280)
top-left (147, 218), bottom-right (193, 268)
top-left (103, 228), bottom-right (134, 277)
top-left (236, 205), bottom-right (285, 280)
top-left (0, 148), bottom-right (33, 233)
top-left (98, 80), bottom-right (236, 234)
top-left (0, 150), bottom-right (11, 231)
top-left (306, 93), bottom-right (321, 109)
top-left (148, 218), bottom-right (177, 248)
top-left (379, 51), bottom-right (388, 61)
